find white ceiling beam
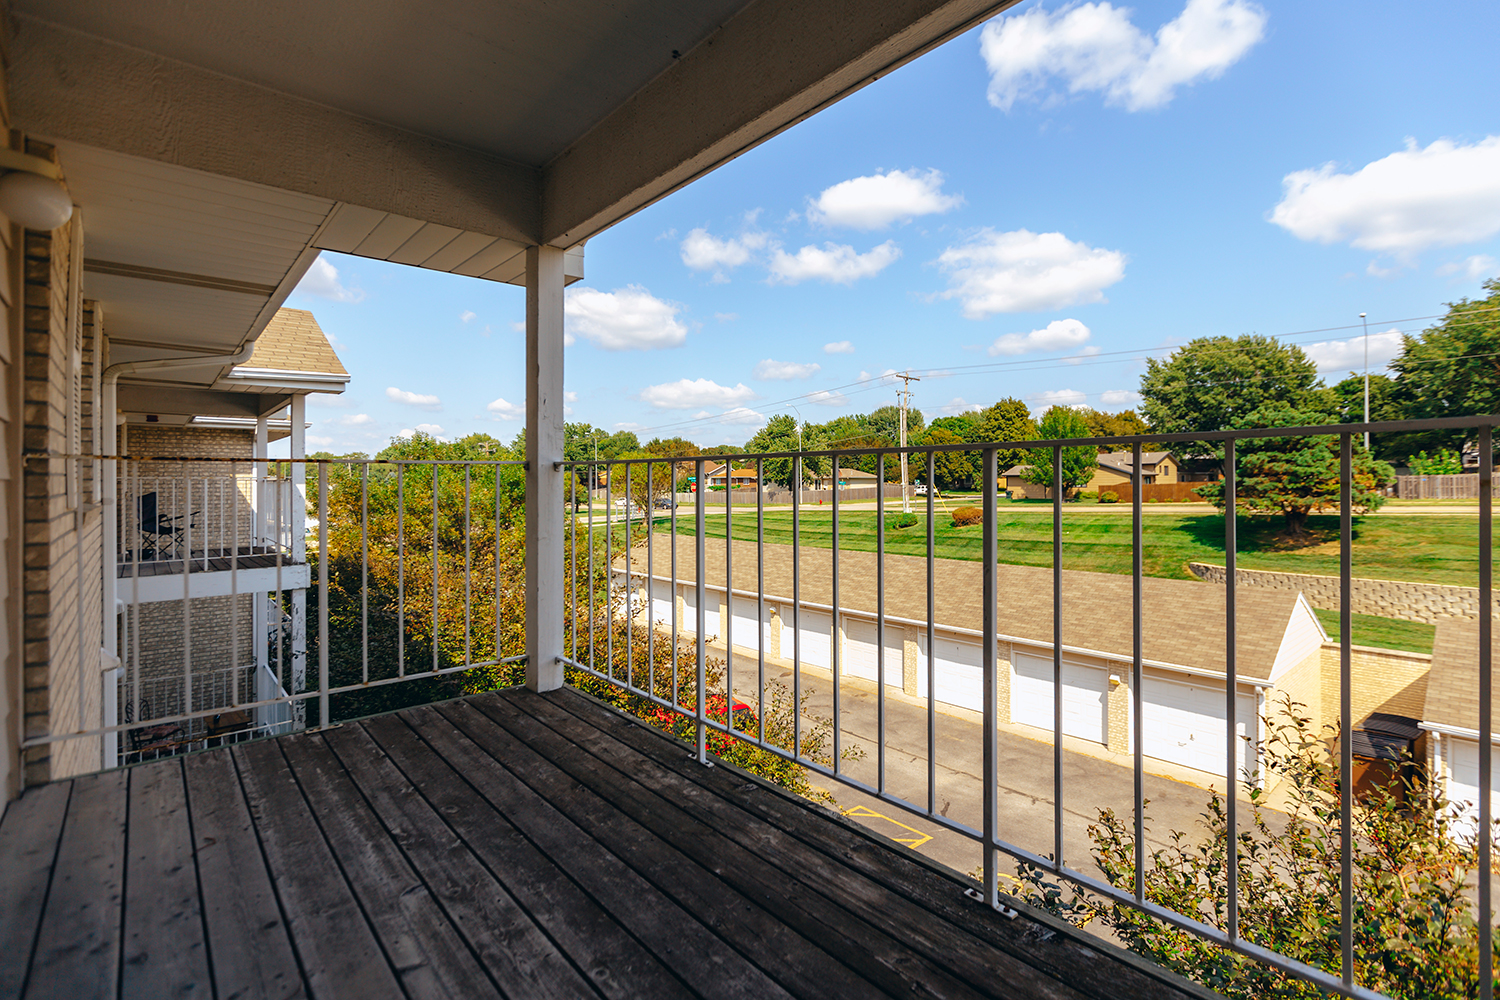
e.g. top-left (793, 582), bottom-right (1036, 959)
top-left (9, 17), bottom-right (543, 245)
top-left (541, 0), bottom-right (1022, 246)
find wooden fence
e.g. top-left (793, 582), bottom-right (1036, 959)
top-left (1108, 481), bottom-right (1209, 504)
top-left (1395, 473), bottom-right (1496, 500)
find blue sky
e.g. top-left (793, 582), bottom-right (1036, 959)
top-left (285, 0), bottom-right (1500, 455)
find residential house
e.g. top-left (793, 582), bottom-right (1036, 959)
top-left (1003, 450), bottom-right (1182, 499)
top-left (704, 463), bottom-right (759, 489)
top-left (1421, 620), bottom-right (1498, 840)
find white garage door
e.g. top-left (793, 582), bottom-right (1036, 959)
top-left (842, 618), bottom-right (903, 687)
top-left (1011, 651), bottom-right (1109, 745)
top-left (729, 595), bottom-right (775, 652)
top-left (1142, 677), bottom-right (1258, 779)
top-left (931, 637), bottom-right (982, 711)
top-left (682, 588), bottom-right (720, 640)
top-left (649, 581), bottom-right (676, 629)
top-left (1445, 739), bottom-right (1498, 841)
top-left (783, 608), bottom-right (832, 669)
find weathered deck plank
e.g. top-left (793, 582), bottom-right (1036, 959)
top-left (24, 769), bottom-right (128, 1000)
top-left (0, 781), bottom-right (71, 1000)
top-left (120, 761), bottom-right (211, 1000)
top-left (182, 748), bottom-right (304, 1000)
top-left (0, 687), bottom-right (1218, 1000)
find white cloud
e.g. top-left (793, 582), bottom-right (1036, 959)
top-left (307, 394), bottom-right (351, 408)
top-left (1270, 137), bottom-right (1500, 259)
top-left (824, 340), bottom-right (856, 354)
top-left (1030, 389), bottom-right (1089, 411)
top-left (307, 435), bottom-right (335, 447)
top-left (808, 169), bottom-right (963, 230)
top-left (460, 310), bottom-right (476, 323)
top-left (1100, 389), bottom-right (1142, 407)
top-left (714, 312), bottom-right (739, 322)
top-left (334, 413), bottom-right (375, 426)
top-left (398, 423), bottom-right (447, 441)
top-left (639, 378), bottom-right (758, 410)
top-left (1437, 254), bottom-right (1500, 281)
top-left (680, 228), bottom-right (769, 279)
top-left (859, 369), bottom-right (902, 385)
top-left (1063, 345), bottom-right (1103, 364)
top-left (981, 0), bottom-right (1266, 113)
top-left (487, 397), bottom-right (524, 420)
top-left (718, 406), bottom-right (766, 426)
top-left (386, 386), bottom-right (441, 410)
top-left (988, 318), bottom-right (1092, 356)
top-left (614, 422), bottom-right (642, 431)
top-left (753, 359), bottom-right (822, 380)
top-left (769, 241), bottom-right (900, 285)
top-left (565, 285), bottom-right (689, 350)
top-left (807, 389), bottom-right (850, 407)
top-left (939, 397), bottom-right (984, 415)
top-left (510, 320), bottom-right (526, 333)
top-left (296, 257), bottom-right (364, 303)
top-left (1300, 330), bottom-right (1403, 376)
top-left (936, 229), bottom-right (1125, 317)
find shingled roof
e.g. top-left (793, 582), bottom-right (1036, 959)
top-left (622, 537), bottom-right (1314, 681)
top-left (243, 308), bottom-right (347, 375)
top-left (1424, 620), bottom-right (1500, 732)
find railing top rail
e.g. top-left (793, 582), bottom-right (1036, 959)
top-left (26, 453), bottom-right (527, 467)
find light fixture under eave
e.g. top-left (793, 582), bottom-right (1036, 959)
top-left (0, 149), bottom-right (73, 231)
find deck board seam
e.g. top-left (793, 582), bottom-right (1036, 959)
top-left (227, 744), bottom-right (313, 997)
top-left (433, 699), bottom-right (898, 1000)
top-left (179, 760), bottom-right (223, 1000)
top-left (267, 736), bottom-right (418, 1000)
top-left (15, 781), bottom-right (74, 1000)
top-left (390, 708), bottom-right (717, 1000)
top-left (115, 767), bottom-right (132, 1000)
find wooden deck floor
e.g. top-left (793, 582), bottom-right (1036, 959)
top-left (117, 546), bottom-right (294, 577)
top-left (0, 687), bottom-right (1213, 1000)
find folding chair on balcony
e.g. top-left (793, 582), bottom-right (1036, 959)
top-left (137, 491), bottom-right (198, 561)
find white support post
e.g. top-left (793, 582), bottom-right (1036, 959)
top-left (101, 394), bottom-right (121, 767)
top-left (252, 413), bottom-right (269, 717)
top-left (525, 245), bottom-right (566, 692)
top-left (254, 415), bottom-right (269, 546)
top-left (289, 396), bottom-right (307, 727)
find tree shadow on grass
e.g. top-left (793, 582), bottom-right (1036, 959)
top-left (1174, 511), bottom-right (1361, 556)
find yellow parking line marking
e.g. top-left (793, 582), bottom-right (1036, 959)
top-left (842, 805), bottom-right (934, 849)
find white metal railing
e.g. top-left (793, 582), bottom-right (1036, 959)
top-left (566, 415), bottom-right (1499, 1000)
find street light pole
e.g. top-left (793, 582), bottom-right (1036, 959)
top-left (1360, 312), bottom-right (1369, 451)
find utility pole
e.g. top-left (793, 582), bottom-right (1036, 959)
top-left (895, 372), bottom-right (920, 514)
top-left (1360, 312), bottom-right (1370, 451)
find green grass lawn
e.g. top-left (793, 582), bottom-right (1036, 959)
top-left (667, 507), bottom-right (1483, 587)
top-left (1311, 609), bottom-right (1436, 655)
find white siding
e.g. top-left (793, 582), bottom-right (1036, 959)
top-left (1011, 651), bottom-right (1109, 744)
top-left (729, 595), bottom-right (775, 652)
top-left (1444, 738), bottom-right (1498, 842)
top-left (782, 608), bottom-right (832, 669)
top-left (1141, 676), bottom-right (1259, 778)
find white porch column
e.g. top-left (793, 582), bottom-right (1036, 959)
top-left (253, 414), bottom-right (269, 545)
top-left (525, 245), bottom-right (566, 691)
top-left (252, 413), bottom-right (269, 702)
top-left (289, 396), bottom-right (307, 727)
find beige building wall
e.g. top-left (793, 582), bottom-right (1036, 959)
top-left (0, 118), bottom-right (23, 806)
top-left (122, 425), bottom-right (257, 558)
top-left (22, 179), bottom-right (105, 783)
top-left (1318, 643), bottom-right (1431, 730)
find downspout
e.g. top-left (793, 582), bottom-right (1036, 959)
top-left (100, 341), bottom-right (258, 766)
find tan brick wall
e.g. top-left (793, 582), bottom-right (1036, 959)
top-left (1318, 643), bottom-right (1430, 730)
top-left (1271, 646), bottom-right (1324, 734)
top-left (122, 425), bottom-right (257, 558)
top-left (119, 595), bottom-right (257, 723)
top-left (22, 201), bottom-right (104, 782)
top-left (1189, 562), bottom-right (1498, 625)
top-left (1106, 664), bottom-right (1130, 754)
top-left (0, 113), bottom-right (21, 806)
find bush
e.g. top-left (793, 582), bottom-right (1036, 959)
top-left (886, 512), bottom-right (919, 530)
top-left (951, 505), bottom-right (984, 526)
top-left (1076, 491), bottom-right (1098, 502)
top-left (1098, 490), bottom-right (1119, 504)
top-left (1146, 497), bottom-right (1160, 504)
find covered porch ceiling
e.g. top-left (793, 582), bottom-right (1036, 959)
top-left (8, 0), bottom-right (1019, 400)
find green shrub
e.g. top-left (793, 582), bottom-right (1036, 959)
top-left (950, 505), bottom-right (984, 526)
top-left (1076, 490), bottom-right (1098, 502)
top-left (1099, 490), bottom-right (1119, 504)
top-left (1146, 497), bottom-right (1160, 504)
top-left (886, 512), bottom-right (919, 530)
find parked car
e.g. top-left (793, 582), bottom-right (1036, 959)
top-left (913, 483), bottom-right (929, 495)
top-left (653, 495), bottom-right (679, 509)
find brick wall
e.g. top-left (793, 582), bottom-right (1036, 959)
top-left (22, 194), bottom-right (104, 782)
top-left (1318, 643), bottom-right (1430, 728)
top-left (123, 425), bottom-right (257, 558)
top-left (0, 110), bottom-right (20, 806)
top-left (1189, 562), bottom-right (1496, 625)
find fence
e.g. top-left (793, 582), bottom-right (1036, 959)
top-left (1110, 481), bottom-right (1209, 503)
top-left (1396, 472), bottom-right (1498, 499)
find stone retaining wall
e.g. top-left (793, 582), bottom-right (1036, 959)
top-left (1188, 563), bottom-right (1496, 624)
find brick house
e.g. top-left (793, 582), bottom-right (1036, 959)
top-left (1003, 450), bottom-right (1182, 499)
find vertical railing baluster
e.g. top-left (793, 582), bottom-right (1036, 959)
top-left (1225, 437), bottom-right (1239, 939)
top-left (432, 462), bottom-right (440, 677)
top-left (926, 449), bottom-right (936, 818)
top-left (756, 456), bottom-right (766, 746)
top-left (502, 460), bottom-right (510, 664)
top-left (397, 464), bottom-right (405, 679)
top-left (877, 451), bottom-right (886, 796)
top-left (725, 460), bottom-right (733, 733)
top-left (983, 446), bottom-right (998, 907)
top-left (792, 454), bottom-right (802, 762)
top-left (1052, 443), bottom-right (1063, 871)
top-left (832, 453), bottom-right (841, 772)
top-left (184, 463), bottom-right (193, 725)
top-left (606, 463), bottom-right (614, 679)
top-left (1480, 422), bottom-right (1494, 1000)
top-left (361, 462), bottom-right (369, 686)
top-left (625, 462), bottom-right (633, 691)
top-left (695, 457), bottom-right (707, 764)
top-left (1339, 433), bottom-right (1354, 988)
top-left (670, 461), bottom-right (679, 710)
top-left (588, 462), bottom-right (596, 675)
top-left (464, 464), bottom-right (472, 666)
top-left (568, 462), bottom-right (577, 664)
top-left (1133, 440), bottom-right (1145, 903)
top-left (318, 463), bottom-right (329, 727)
top-left (647, 460), bottom-right (655, 698)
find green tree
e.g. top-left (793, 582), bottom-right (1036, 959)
top-left (641, 436), bottom-right (701, 459)
top-left (1023, 406), bottom-right (1097, 494)
top-left (1195, 406), bottom-right (1394, 538)
top-left (928, 413), bottom-right (978, 440)
top-left (1327, 373), bottom-right (1424, 462)
top-left (917, 427), bottom-right (976, 491)
top-left (1140, 335), bottom-right (1324, 434)
top-left (1076, 407), bottom-right (1149, 444)
top-left (1013, 696), bottom-right (1492, 1000)
top-left (1408, 448), bottom-right (1463, 475)
top-left (744, 414), bottom-right (828, 489)
top-left (972, 398), bottom-right (1037, 486)
top-left (864, 403), bottom-right (925, 443)
top-left (1392, 278), bottom-right (1500, 453)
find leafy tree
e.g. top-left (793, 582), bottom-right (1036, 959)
top-left (864, 403), bottom-right (925, 443)
top-left (1327, 373), bottom-right (1425, 463)
top-left (1140, 335), bottom-right (1324, 435)
top-left (1194, 406), bottom-right (1393, 538)
top-left (1013, 696), bottom-right (1493, 1000)
top-left (971, 398), bottom-right (1037, 486)
top-left (1076, 407), bottom-right (1149, 443)
top-left (642, 436), bottom-right (701, 459)
top-left (928, 413), bottom-right (978, 440)
top-left (1023, 406), bottom-right (1096, 494)
top-left (1408, 448), bottom-right (1463, 475)
top-left (917, 427), bottom-right (975, 491)
top-left (1391, 278), bottom-right (1500, 452)
top-left (744, 414), bottom-right (828, 489)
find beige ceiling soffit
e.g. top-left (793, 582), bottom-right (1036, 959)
top-left (318, 203), bottom-right (585, 286)
top-left (107, 337), bottom-right (233, 355)
top-left (84, 258), bottom-right (278, 296)
top-left (10, 16), bottom-right (542, 243)
top-left (542, 0), bottom-right (1022, 245)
